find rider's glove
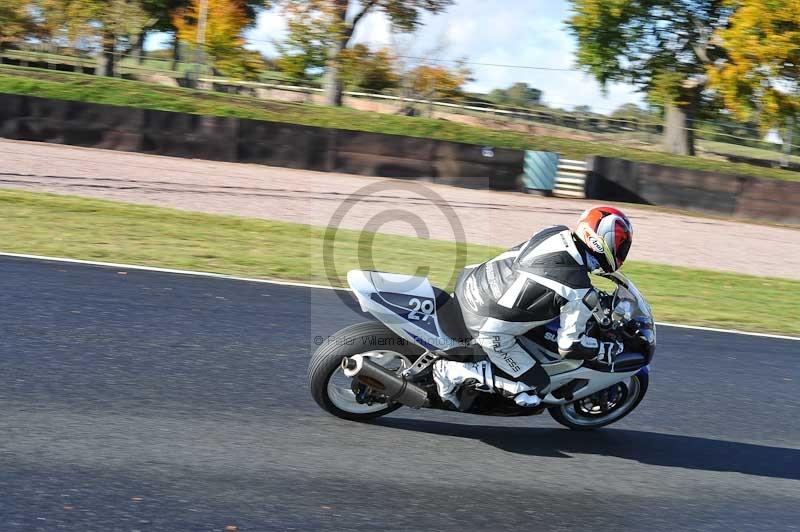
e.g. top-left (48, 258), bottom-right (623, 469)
top-left (596, 340), bottom-right (624, 365)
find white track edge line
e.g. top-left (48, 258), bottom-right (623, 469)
top-left (0, 251), bottom-right (346, 291)
top-left (652, 322), bottom-right (799, 341)
top-left (2, 251), bottom-right (798, 341)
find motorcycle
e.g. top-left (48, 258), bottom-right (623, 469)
top-left (308, 269), bottom-right (656, 429)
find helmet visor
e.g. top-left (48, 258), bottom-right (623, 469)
top-left (616, 236), bottom-right (632, 269)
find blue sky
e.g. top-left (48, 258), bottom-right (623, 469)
top-left (152, 0), bottom-right (644, 114)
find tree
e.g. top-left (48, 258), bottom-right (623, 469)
top-left (611, 103), bottom-right (648, 119)
top-left (567, 0), bottom-right (732, 155)
top-left (273, 0), bottom-right (454, 106)
top-left (339, 44), bottom-right (398, 92)
top-left (611, 102), bottom-right (658, 124)
top-left (507, 82), bottom-right (543, 107)
top-left (608, 102), bottom-right (662, 131)
top-left (136, 0), bottom-right (189, 64)
top-left (141, 0), bottom-right (259, 68)
top-left (707, 0), bottom-right (800, 148)
top-left (0, 0), bottom-right (37, 52)
top-left (488, 82), bottom-right (543, 108)
top-left (36, 0), bottom-right (154, 75)
top-left (408, 62), bottom-right (469, 100)
top-left (275, 6), bottom-right (330, 83)
top-left (98, 0), bottom-right (155, 75)
top-left (173, 0), bottom-right (263, 79)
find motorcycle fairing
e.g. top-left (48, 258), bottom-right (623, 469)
top-left (519, 319), bottom-right (563, 364)
top-left (369, 291), bottom-right (440, 336)
top-left (347, 270), bottom-right (461, 351)
top-left (543, 366), bottom-right (639, 404)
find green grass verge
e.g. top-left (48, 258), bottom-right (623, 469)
top-left (699, 139), bottom-right (800, 166)
top-left (1, 188), bottom-right (797, 336)
top-left (1, 64), bottom-right (799, 183)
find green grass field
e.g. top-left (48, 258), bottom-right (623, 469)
top-left (698, 139), bottom-right (800, 165)
top-left (1, 188), bottom-right (797, 336)
top-left (1, 64), bottom-right (799, 183)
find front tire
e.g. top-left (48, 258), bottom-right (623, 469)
top-left (308, 322), bottom-right (423, 421)
top-left (549, 371), bottom-right (649, 430)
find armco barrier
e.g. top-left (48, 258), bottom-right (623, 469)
top-left (0, 94), bottom-right (522, 188)
top-left (586, 155), bottom-right (800, 224)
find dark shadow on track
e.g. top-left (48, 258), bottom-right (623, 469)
top-left (373, 417), bottom-right (800, 481)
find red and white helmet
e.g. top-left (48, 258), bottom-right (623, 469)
top-left (575, 206), bottom-right (633, 273)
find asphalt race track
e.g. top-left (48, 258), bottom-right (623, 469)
top-left (1, 256), bottom-right (798, 531)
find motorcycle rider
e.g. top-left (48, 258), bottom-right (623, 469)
top-left (432, 206), bottom-right (634, 410)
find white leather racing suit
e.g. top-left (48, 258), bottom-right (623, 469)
top-left (434, 225), bottom-right (613, 408)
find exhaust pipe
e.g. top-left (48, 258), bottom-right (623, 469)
top-left (342, 355), bottom-right (430, 408)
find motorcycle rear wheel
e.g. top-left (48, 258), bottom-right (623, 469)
top-left (548, 371), bottom-right (649, 430)
top-left (308, 322), bottom-right (424, 421)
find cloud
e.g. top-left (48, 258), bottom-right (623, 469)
top-left (351, 10), bottom-right (393, 46)
top-left (244, 10), bottom-right (288, 56)
top-left (398, 0), bottom-right (643, 112)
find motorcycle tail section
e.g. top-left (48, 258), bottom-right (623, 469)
top-left (347, 270), bottom-right (461, 352)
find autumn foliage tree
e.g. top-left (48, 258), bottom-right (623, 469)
top-left (275, 5), bottom-right (330, 83)
top-left (339, 44), bottom-right (398, 92)
top-left (142, 0), bottom-right (260, 69)
top-left (173, 0), bottom-right (264, 79)
top-left (408, 63), bottom-right (469, 101)
top-left (278, 30), bottom-right (398, 91)
top-left (135, 0), bottom-right (190, 65)
top-left (35, 0), bottom-right (154, 76)
top-left (0, 0), bottom-right (37, 52)
top-left (272, 0), bottom-right (454, 106)
top-left (708, 0), bottom-right (800, 143)
top-left (567, 0), bottom-right (732, 155)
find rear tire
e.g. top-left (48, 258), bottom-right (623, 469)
top-left (308, 322), bottom-right (423, 421)
top-left (549, 372), bottom-right (649, 430)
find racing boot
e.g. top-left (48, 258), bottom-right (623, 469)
top-left (432, 360), bottom-right (546, 410)
top-left (432, 360), bottom-right (494, 411)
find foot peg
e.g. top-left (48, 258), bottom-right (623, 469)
top-left (402, 351), bottom-right (439, 378)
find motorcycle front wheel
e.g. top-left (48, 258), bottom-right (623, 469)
top-left (548, 371), bottom-right (649, 430)
top-left (308, 322), bottom-right (424, 421)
